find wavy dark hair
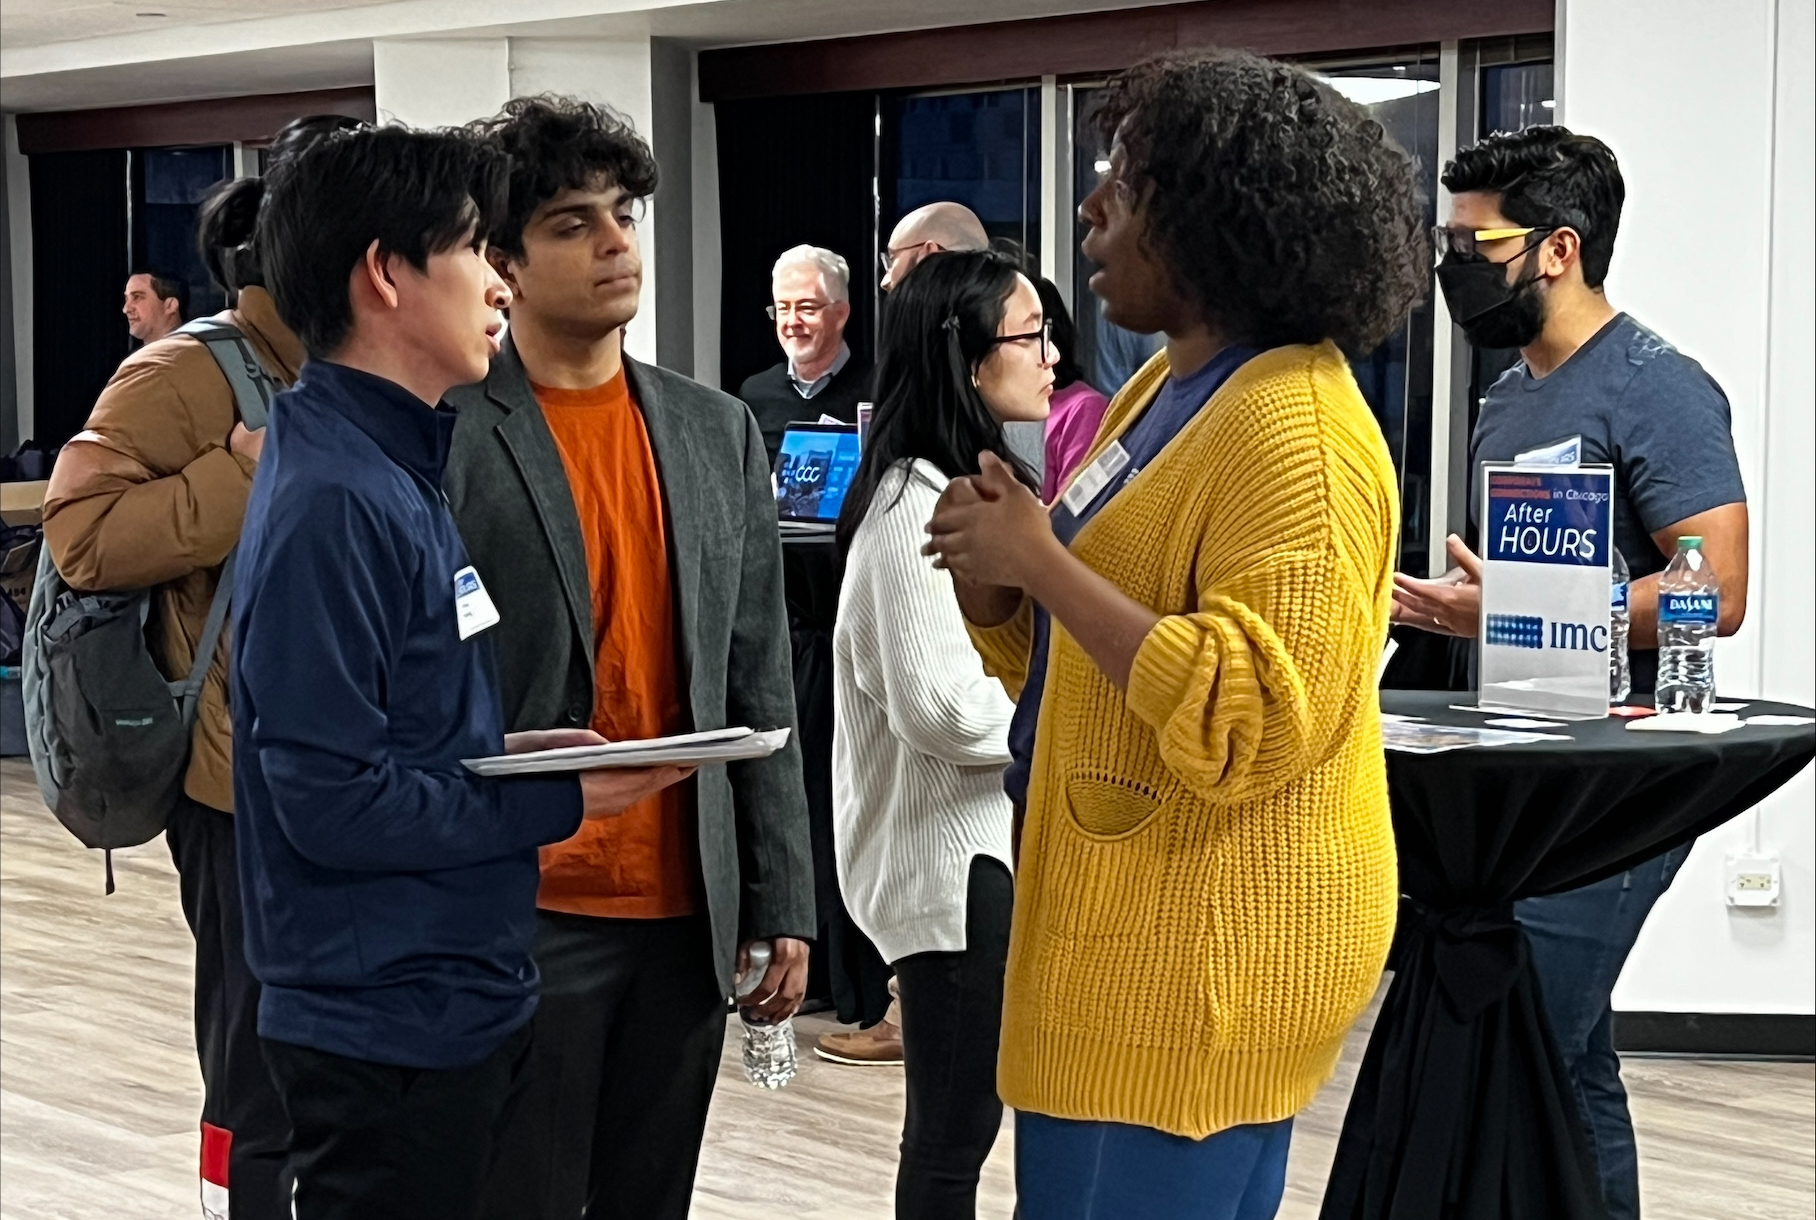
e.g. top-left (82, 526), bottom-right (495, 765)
top-left (196, 114), bottom-right (366, 293)
top-left (1443, 126), bottom-right (1624, 289)
top-left (835, 249), bottom-right (1038, 559)
top-left (469, 95), bottom-right (660, 259)
top-left (1095, 48), bottom-right (1427, 353)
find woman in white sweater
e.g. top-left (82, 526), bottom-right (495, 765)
top-left (832, 249), bottom-right (1058, 1220)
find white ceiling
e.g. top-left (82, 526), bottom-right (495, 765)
top-left (1, 0), bottom-right (1184, 111)
top-left (2, 0), bottom-right (381, 49)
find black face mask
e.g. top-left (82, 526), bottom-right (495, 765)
top-left (1436, 247), bottom-right (1546, 350)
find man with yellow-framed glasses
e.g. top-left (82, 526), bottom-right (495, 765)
top-left (1393, 125), bottom-right (1749, 1220)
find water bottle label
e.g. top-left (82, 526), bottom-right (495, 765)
top-left (1610, 582), bottom-right (1628, 612)
top-left (1659, 592), bottom-right (1718, 624)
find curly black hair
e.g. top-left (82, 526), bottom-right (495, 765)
top-left (468, 94), bottom-right (659, 259)
top-left (1095, 49), bottom-right (1428, 354)
top-left (1443, 126), bottom-right (1624, 289)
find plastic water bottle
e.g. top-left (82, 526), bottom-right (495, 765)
top-left (1656, 536), bottom-right (1719, 714)
top-left (735, 940), bottom-right (797, 1089)
top-left (1609, 546), bottom-right (1631, 704)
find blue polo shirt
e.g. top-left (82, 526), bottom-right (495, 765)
top-left (232, 360), bottom-right (582, 1070)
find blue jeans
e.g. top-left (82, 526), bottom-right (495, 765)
top-left (1516, 841), bottom-right (1693, 1220)
top-left (1014, 1112), bottom-right (1292, 1220)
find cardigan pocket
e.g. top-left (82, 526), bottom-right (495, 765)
top-left (1061, 771), bottom-right (1163, 839)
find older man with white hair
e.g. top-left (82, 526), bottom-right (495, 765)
top-left (738, 244), bottom-right (873, 464)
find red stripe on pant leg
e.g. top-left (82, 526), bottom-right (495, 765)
top-left (201, 1122), bottom-right (232, 1187)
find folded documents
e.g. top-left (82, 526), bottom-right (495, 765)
top-left (463, 727), bottom-right (791, 775)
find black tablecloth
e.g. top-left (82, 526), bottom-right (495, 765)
top-left (782, 534), bottom-right (893, 1025)
top-left (1323, 692), bottom-right (1816, 1220)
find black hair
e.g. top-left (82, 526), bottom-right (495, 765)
top-left (1442, 125), bottom-right (1624, 289)
top-left (133, 268), bottom-right (189, 320)
top-left (468, 95), bottom-right (659, 259)
top-left (196, 114), bottom-right (368, 293)
top-left (835, 249), bottom-right (1038, 560)
top-left (1095, 48), bottom-right (1427, 353)
top-left (1031, 276), bottom-right (1088, 391)
top-left (260, 124), bottom-right (508, 358)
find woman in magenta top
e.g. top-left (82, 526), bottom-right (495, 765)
top-left (1034, 277), bottom-right (1114, 502)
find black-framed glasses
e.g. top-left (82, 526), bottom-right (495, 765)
top-left (985, 318), bottom-right (1054, 363)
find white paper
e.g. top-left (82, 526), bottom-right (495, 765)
top-left (1382, 719), bottom-right (1567, 754)
top-left (463, 727), bottom-right (791, 775)
top-left (1485, 717), bottom-right (1568, 729)
top-left (1745, 714), bottom-right (1815, 727)
top-left (1625, 714), bottom-right (1745, 735)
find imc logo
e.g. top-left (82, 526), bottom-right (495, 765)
top-left (1485, 614), bottom-right (1608, 652)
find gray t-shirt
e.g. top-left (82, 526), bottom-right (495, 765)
top-left (1467, 313), bottom-right (1746, 690)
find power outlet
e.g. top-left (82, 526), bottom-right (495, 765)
top-left (1725, 849), bottom-right (1781, 909)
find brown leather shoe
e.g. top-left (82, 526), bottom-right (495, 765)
top-left (813, 1018), bottom-right (904, 1066)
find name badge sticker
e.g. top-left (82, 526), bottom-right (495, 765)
top-left (453, 566), bottom-right (501, 640)
top-left (1060, 441), bottom-right (1132, 516)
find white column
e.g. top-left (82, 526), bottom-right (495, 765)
top-left (373, 39), bottom-right (510, 129)
top-left (1559, 0), bottom-right (1814, 1018)
top-left (510, 37), bottom-right (660, 368)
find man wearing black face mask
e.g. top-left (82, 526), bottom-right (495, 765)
top-left (1392, 126), bottom-right (1748, 1220)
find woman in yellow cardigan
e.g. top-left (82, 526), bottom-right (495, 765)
top-left (923, 50), bottom-right (1427, 1219)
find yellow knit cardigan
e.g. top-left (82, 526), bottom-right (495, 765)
top-left (970, 341), bottom-right (1400, 1138)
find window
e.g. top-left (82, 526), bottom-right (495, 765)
top-left (130, 146), bottom-right (232, 319)
top-left (881, 87), bottom-right (1042, 264)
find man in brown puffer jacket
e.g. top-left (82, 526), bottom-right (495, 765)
top-left (41, 114), bottom-right (355, 1220)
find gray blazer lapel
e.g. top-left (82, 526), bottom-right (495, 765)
top-left (486, 341), bottom-right (594, 664)
top-left (627, 357), bottom-right (701, 708)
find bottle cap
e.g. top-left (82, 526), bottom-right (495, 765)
top-left (1677, 535), bottom-right (1703, 548)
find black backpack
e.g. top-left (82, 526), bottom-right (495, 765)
top-left (22, 320), bottom-right (277, 890)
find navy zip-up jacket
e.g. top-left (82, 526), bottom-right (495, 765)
top-left (232, 360), bottom-right (583, 1070)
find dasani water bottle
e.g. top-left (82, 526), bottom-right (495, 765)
top-left (1609, 546), bottom-right (1631, 704)
top-left (1656, 536), bottom-right (1719, 714)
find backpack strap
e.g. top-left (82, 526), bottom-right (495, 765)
top-left (173, 319), bottom-right (280, 431)
top-left (170, 549), bottom-right (236, 730)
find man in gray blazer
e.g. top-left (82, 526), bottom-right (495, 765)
top-left (447, 96), bottom-right (815, 1220)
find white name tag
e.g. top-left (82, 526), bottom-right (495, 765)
top-left (1514, 435), bottom-right (1583, 467)
top-left (453, 566), bottom-right (500, 640)
top-left (1060, 441), bottom-right (1131, 516)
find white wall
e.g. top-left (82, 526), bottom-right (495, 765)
top-left (689, 51), bottom-right (721, 389)
top-left (372, 38), bottom-right (509, 128)
top-left (1561, 0), bottom-right (1816, 1016)
top-left (5, 113), bottom-right (32, 443)
top-left (509, 37), bottom-right (660, 368)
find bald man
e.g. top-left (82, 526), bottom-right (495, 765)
top-left (879, 201), bottom-right (988, 291)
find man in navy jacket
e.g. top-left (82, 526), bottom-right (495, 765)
top-left (232, 125), bottom-right (691, 1220)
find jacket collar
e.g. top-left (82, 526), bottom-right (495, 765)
top-left (293, 359), bottom-right (456, 487)
top-left (232, 287), bottom-right (306, 383)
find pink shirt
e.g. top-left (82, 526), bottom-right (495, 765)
top-left (1041, 381), bottom-right (1113, 502)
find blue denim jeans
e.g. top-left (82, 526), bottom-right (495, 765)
top-left (1515, 841), bottom-right (1693, 1220)
top-left (1014, 1112), bottom-right (1293, 1220)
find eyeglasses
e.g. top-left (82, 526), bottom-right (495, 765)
top-left (985, 318), bottom-right (1054, 363)
top-left (1431, 224), bottom-right (1557, 263)
top-left (767, 300), bottom-right (833, 321)
top-left (879, 244), bottom-right (923, 275)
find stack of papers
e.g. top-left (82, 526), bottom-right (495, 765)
top-left (1382, 718), bottom-right (1567, 755)
top-left (463, 727), bottom-right (791, 776)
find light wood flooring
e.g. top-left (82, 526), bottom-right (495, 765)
top-left (2, 758), bottom-right (1810, 1219)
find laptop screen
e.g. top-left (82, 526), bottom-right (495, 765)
top-left (774, 424), bottom-right (861, 523)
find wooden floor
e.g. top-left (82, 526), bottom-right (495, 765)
top-left (2, 757), bottom-right (1810, 1219)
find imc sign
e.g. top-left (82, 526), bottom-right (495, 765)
top-left (1477, 464), bottom-right (1615, 718)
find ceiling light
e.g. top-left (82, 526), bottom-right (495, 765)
top-left (1094, 158), bottom-right (1111, 174)
top-left (1541, 99), bottom-right (1557, 108)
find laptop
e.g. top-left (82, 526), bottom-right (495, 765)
top-left (774, 422), bottom-right (861, 533)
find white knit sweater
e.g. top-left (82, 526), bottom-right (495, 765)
top-left (832, 460), bottom-right (1017, 964)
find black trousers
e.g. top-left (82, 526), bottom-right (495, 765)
top-left (892, 856), bottom-right (1014, 1220)
top-left (476, 911), bottom-right (726, 1220)
top-left (164, 796), bottom-right (293, 1219)
top-left (261, 1023), bottom-right (532, 1220)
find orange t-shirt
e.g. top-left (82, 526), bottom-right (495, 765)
top-left (534, 371), bottom-right (700, 919)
